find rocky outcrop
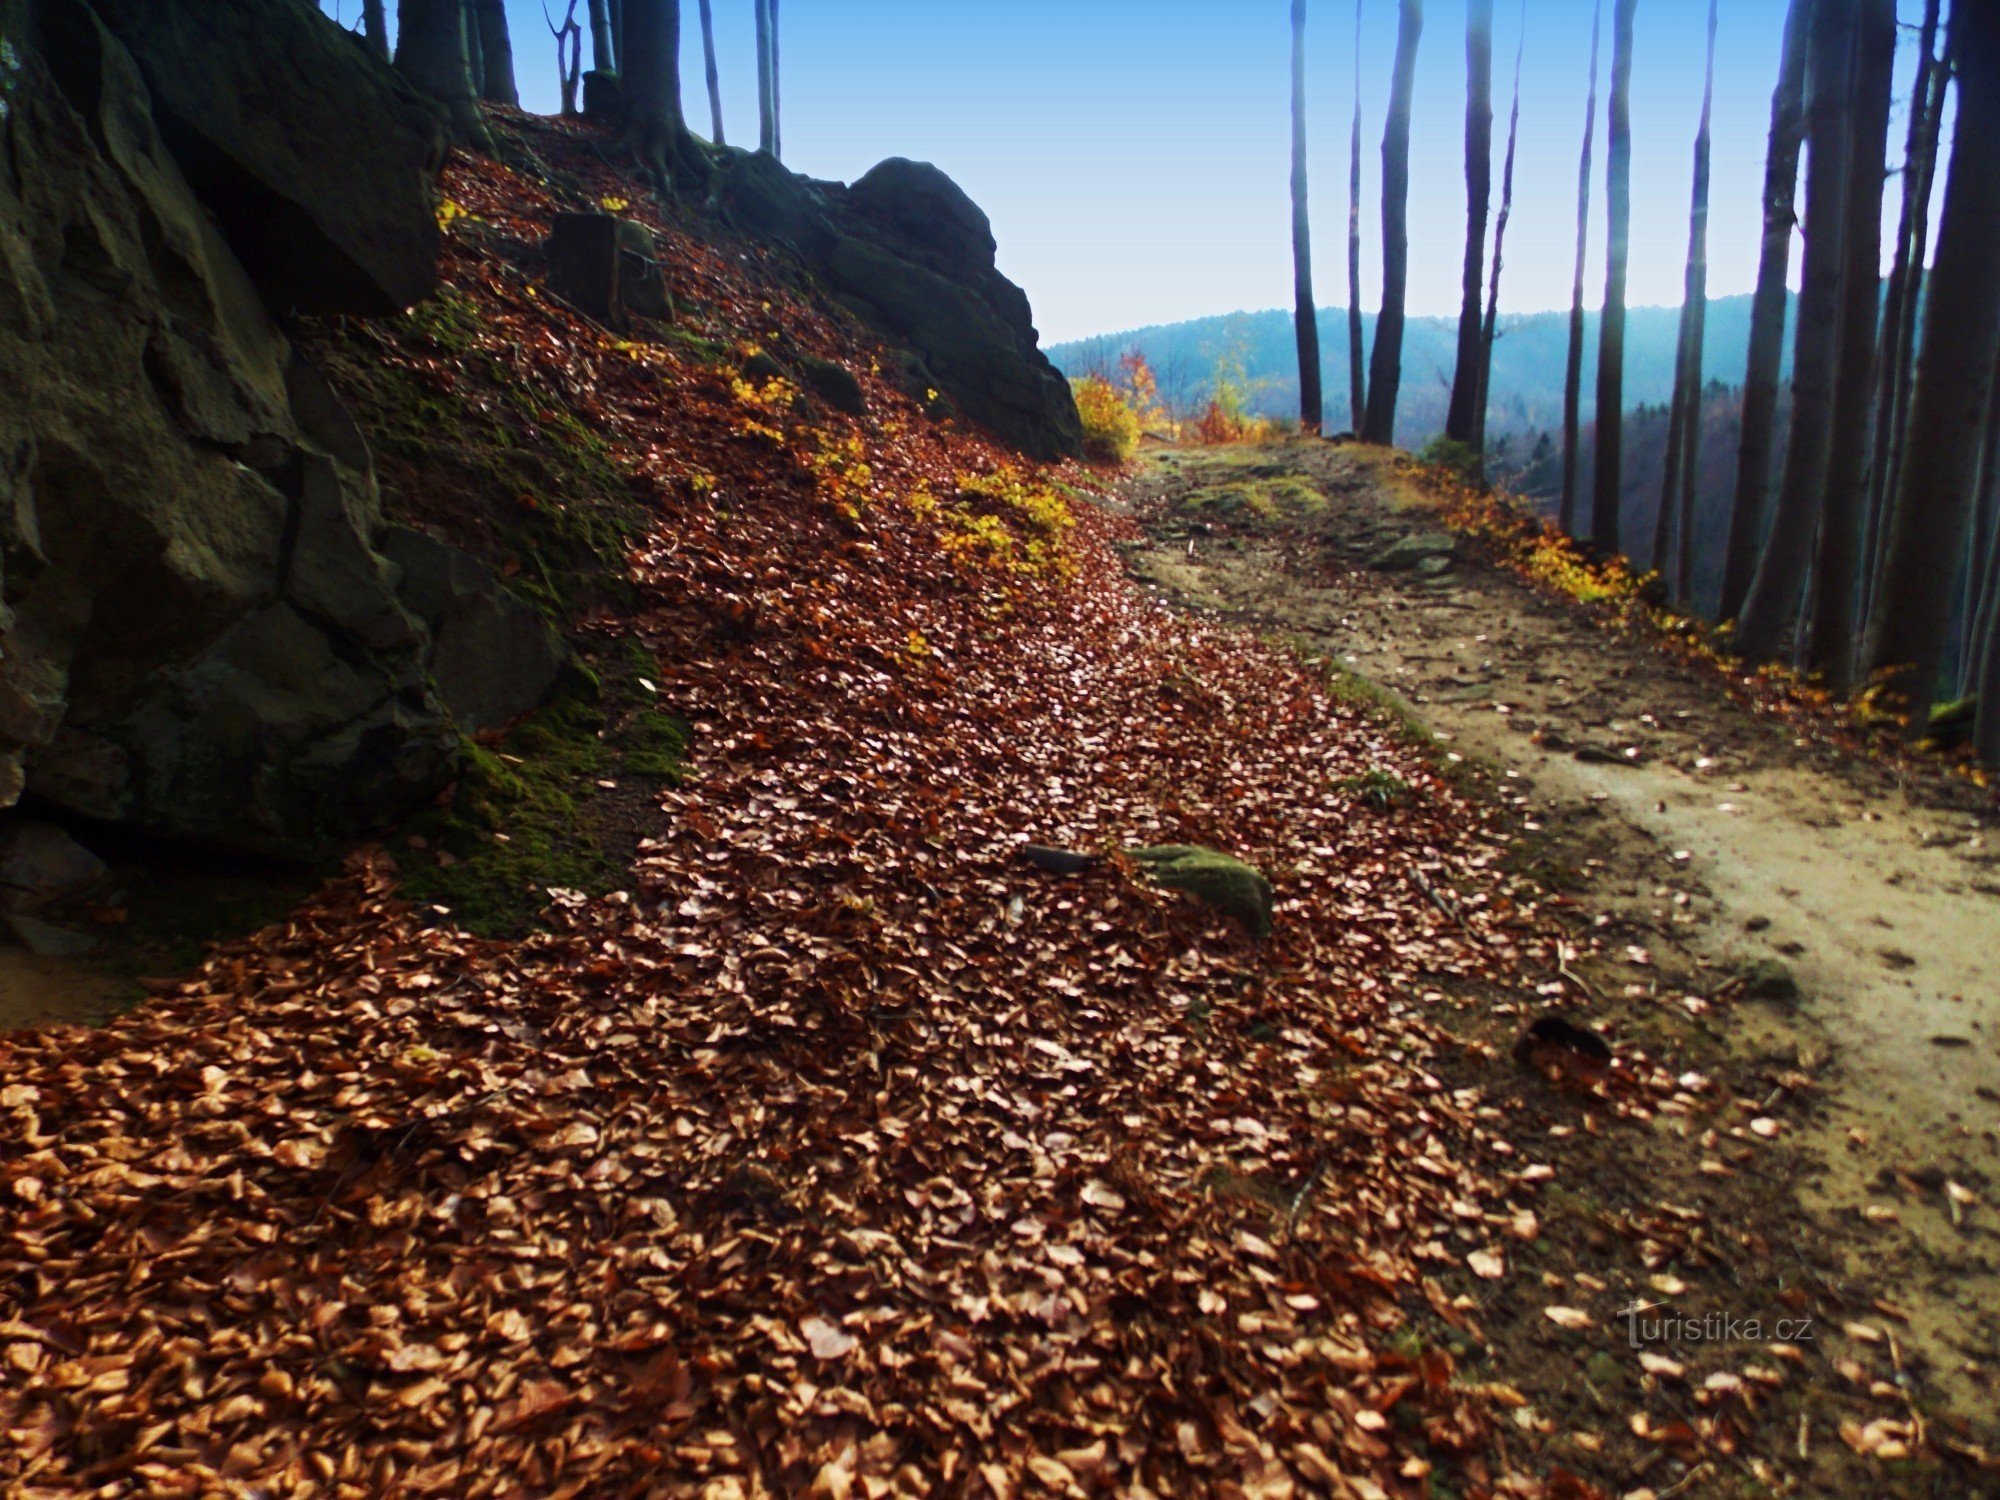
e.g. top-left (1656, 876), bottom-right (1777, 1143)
top-left (86, 0), bottom-right (445, 315)
top-left (0, 1), bottom-right (552, 857)
top-left (714, 151), bottom-right (1080, 460)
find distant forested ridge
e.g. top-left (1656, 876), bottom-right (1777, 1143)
top-left (1048, 293), bottom-right (1796, 448)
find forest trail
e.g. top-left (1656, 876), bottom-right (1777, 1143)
top-left (1121, 439), bottom-right (2000, 1441)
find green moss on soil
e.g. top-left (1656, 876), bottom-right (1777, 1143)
top-left (1183, 476), bottom-right (1326, 523)
top-left (395, 677), bottom-right (689, 939)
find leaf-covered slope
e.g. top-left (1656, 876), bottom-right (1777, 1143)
top-left (5, 126), bottom-right (1605, 1497)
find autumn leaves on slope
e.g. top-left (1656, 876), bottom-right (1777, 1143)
top-left (14, 146), bottom-right (1638, 1495)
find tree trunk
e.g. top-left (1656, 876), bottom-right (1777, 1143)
top-left (1291, 0), bottom-right (1324, 435)
top-left (1361, 0), bottom-right (1424, 446)
top-left (1653, 0), bottom-right (1718, 593)
top-left (1719, 0), bottom-right (1811, 623)
top-left (610, 0), bottom-right (624, 67)
top-left (697, 0), bottom-right (724, 143)
top-left (1559, 0), bottom-right (1602, 537)
top-left (1347, 0), bottom-right (1366, 434)
top-left (557, 14), bottom-right (583, 116)
top-left (362, 0), bottom-right (390, 58)
top-left (1975, 504), bottom-right (2000, 764)
top-left (1864, 0), bottom-right (1949, 622)
top-left (1803, 0), bottom-right (1894, 688)
top-left (1865, 0), bottom-right (2000, 716)
top-left (1474, 10), bottom-right (1522, 459)
top-left (755, 0), bottom-right (774, 155)
top-left (397, 0), bottom-right (491, 145)
top-left (1737, 0), bottom-right (1859, 662)
top-left (465, 2), bottom-right (484, 96)
top-left (623, 0), bottom-right (700, 187)
top-left (770, 0), bottom-right (781, 161)
top-left (1588, 0), bottom-right (1637, 552)
top-left (587, 0), bottom-right (616, 73)
top-left (1962, 356), bottom-right (2000, 698)
top-left (472, 0), bottom-right (519, 106)
top-left (1444, 0), bottom-right (1494, 445)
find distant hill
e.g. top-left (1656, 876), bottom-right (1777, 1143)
top-left (1048, 294), bottom-right (1797, 447)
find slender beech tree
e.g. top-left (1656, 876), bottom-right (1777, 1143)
top-left (587, 0), bottom-right (616, 72)
top-left (473, 0), bottom-right (519, 106)
top-left (1964, 356), bottom-right (2000, 698)
top-left (1474, 6), bottom-right (1522, 457)
top-left (697, 0), bottom-right (724, 143)
top-left (397, 0), bottom-right (490, 144)
top-left (1348, 0), bottom-right (1366, 433)
top-left (624, 0), bottom-right (702, 186)
top-left (1445, 0), bottom-right (1495, 444)
top-left (362, 0), bottom-right (389, 58)
top-left (755, 0), bottom-right (775, 154)
top-left (1362, 0), bottom-right (1423, 445)
top-left (1720, 0), bottom-right (1812, 622)
top-left (1652, 0), bottom-right (1718, 596)
top-left (1804, 0), bottom-right (1895, 687)
top-left (1864, 0), bottom-right (1950, 618)
top-left (1739, 0), bottom-right (1859, 661)
top-left (771, 0), bottom-right (781, 160)
top-left (1865, 0), bottom-right (2000, 716)
top-left (1559, 0), bottom-right (1602, 536)
top-left (1588, 0), bottom-right (1637, 552)
top-left (1291, 0), bottom-right (1324, 434)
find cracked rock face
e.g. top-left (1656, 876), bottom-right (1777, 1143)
top-left (0, 5), bottom-right (455, 854)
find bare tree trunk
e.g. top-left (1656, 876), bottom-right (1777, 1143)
top-left (1719, 0), bottom-right (1811, 623)
top-left (1347, 0), bottom-right (1366, 434)
top-left (1292, 0), bottom-right (1324, 435)
top-left (363, 0), bottom-right (390, 58)
top-left (1975, 510), bottom-right (2000, 764)
top-left (755, 0), bottom-right (774, 155)
top-left (1962, 358), bottom-right (2000, 698)
top-left (1474, 7), bottom-right (1522, 458)
top-left (1804, 0), bottom-right (1895, 688)
top-left (1588, 0), bottom-right (1637, 552)
top-left (472, 0), bottom-right (519, 106)
top-left (623, 0), bottom-right (701, 188)
top-left (1737, 0), bottom-right (1859, 662)
top-left (1864, 0), bottom-right (1949, 622)
top-left (587, 0), bottom-right (616, 72)
top-left (1863, 0), bottom-right (2000, 716)
top-left (1653, 0), bottom-right (1718, 594)
top-left (397, 0), bottom-right (491, 145)
top-left (697, 0), bottom-right (724, 143)
top-left (770, 0), bottom-right (780, 161)
top-left (1361, 0), bottom-right (1424, 446)
top-left (1445, 0), bottom-right (1494, 445)
top-left (1559, 0), bottom-right (1602, 536)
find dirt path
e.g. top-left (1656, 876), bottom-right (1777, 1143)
top-left (1121, 440), bottom-right (2000, 1478)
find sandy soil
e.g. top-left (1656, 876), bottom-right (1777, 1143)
top-left (1120, 440), bottom-right (2000, 1476)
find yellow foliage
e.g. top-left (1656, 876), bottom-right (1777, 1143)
top-left (808, 430), bottom-right (874, 516)
top-left (1071, 376), bottom-right (1140, 465)
top-left (937, 468), bottom-right (1077, 579)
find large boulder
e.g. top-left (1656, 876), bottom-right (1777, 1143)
top-left (713, 151), bottom-right (1081, 460)
top-left (383, 527), bottom-right (567, 734)
top-left (0, 5), bottom-right (455, 853)
top-left (85, 0), bottom-right (444, 315)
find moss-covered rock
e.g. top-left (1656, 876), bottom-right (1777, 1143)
top-left (1128, 845), bottom-right (1274, 937)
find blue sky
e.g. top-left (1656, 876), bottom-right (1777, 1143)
top-left (326, 1), bottom-right (1946, 345)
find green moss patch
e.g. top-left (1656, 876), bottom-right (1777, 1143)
top-left (394, 657), bottom-right (688, 938)
top-left (1182, 476), bottom-right (1327, 524)
top-left (1128, 844), bottom-right (1275, 938)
